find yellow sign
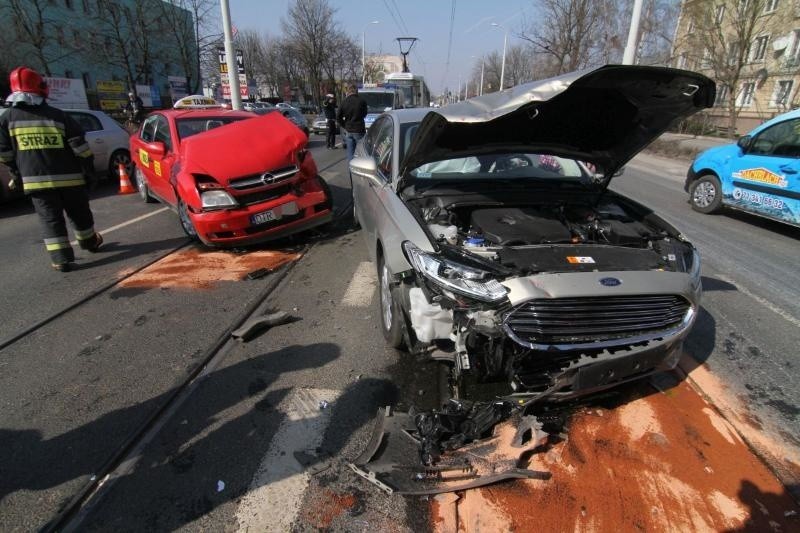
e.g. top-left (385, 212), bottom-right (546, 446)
top-left (139, 148), bottom-right (150, 168)
top-left (154, 160), bottom-right (162, 176)
top-left (96, 80), bottom-right (125, 93)
top-left (733, 167), bottom-right (789, 188)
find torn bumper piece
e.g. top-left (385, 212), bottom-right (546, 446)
top-left (349, 406), bottom-right (550, 495)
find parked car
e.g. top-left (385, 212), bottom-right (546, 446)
top-left (243, 101), bottom-right (275, 113)
top-left (349, 65), bottom-right (712, 407)
top-left (277, 107), bottom-right (310, 137)
top-left (686, 108), bottom-right (800, 227)
top-left (1, 108), bottom-right (130, 201)
top-left (312, 114), bottom-right (328, 135)
top-left (130, 96), bottom-right (331, 247)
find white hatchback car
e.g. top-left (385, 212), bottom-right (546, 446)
top-left (64, 109), bottom-right (131, 177)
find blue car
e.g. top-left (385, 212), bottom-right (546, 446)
top-left (686, 109), bottom-right (800, 227)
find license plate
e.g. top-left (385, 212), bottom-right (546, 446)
top-left (250, 202), bottom-right (298, 226)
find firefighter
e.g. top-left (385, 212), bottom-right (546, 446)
top-left (0, 66), bottom-right (102, 272)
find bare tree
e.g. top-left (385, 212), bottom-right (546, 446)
top-left (636, 0), bottom-right (680, 66)
top-left (281, 0), bottom-right (340, 106)
top-left (157, 0), bottom-right (219, 92)
top-left (519, 0), bottom-right (608, 74)
top-left (677, 0), bottom-right (775, 136)
top-left (0, 0), bottom-right (78, 75)
top-left (94, 0), bottom-right (139, 90)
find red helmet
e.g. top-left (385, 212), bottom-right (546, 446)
top-left (9, 67), bottom-right (48, 97)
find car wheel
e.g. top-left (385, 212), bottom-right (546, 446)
top-left (135, 167), bottom-right (156, 203)
top-left (690, 174), bottom-right (723, 214)
top-left (108, 149), bottom-right (132, 179)
top-left (178, 199), bottom-right (199, 240)
top-left (378, 254), bottom-right (406, 349)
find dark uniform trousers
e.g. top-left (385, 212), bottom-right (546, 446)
top-left (30, 186), bottom-right (98, 264)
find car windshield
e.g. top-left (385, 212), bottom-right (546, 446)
top-left (176, 116), bottom-right (251, 139)
top-left (361, 92), bottom-right (394, 113)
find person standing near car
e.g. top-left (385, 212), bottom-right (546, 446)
top-left (322, 93), bottom-right (337, 149)
top-left (124, 91), bottom-right (144, 125)
top-left (0, 67), bottom-right (102, 272)
top-left (337, 84), bottom-right (368, 161)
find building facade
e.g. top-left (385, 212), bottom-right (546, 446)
top-left (673, 0), bottom-right (800, 132)
top-left (0, 0), bottom-right (198, 109)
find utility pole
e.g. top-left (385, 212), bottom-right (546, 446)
top-left (622, 0), bottom-right (644, 65)
top-left (362, 21), bottom-right (380, 85)
top-left (220, 0), bottom-right (241, 109)
top-left (491, 23), bottom-right (508, 90)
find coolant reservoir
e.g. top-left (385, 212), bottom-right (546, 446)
top-left (428, 224), bottom-right (458, 245)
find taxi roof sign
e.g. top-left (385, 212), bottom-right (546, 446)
top-left (173, 95), bottom-right (222, 109)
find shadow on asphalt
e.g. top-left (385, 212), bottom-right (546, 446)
top-left (69, 236), bottom-right (189, 271)
top-left (716, 207), bottom-right (800, 240)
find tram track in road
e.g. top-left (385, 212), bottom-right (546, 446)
top-left (43, 250), bottom-right (304, 533)
top-left (0, 239), bottom-right (192, 353)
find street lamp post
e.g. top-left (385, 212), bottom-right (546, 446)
top-left (362, 20), bottom-right (380, 85)
top-left (220, 0), bottom-right (241, 109)
top-left (471, 54), bottom-right (485, 96)
top-left (622, 0), bottom-right (644, 65)
top-left (491, 22), bottom-right (508, 91)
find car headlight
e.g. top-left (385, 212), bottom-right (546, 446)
top-left (402, 241), bottom-right (508, 302)
top-left (200, 190), bottom-right (238, 210)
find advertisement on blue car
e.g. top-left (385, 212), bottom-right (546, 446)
top-left (688, 109), bottom-right (800, 227)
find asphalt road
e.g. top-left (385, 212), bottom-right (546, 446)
top-left (0, 137), bottom-right (798, 531)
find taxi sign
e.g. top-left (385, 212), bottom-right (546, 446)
top-left (173, 95), bottom-right (222, 109)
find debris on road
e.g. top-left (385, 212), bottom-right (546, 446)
top-left (349, 406), bottom-right (550, 495)
top-left (245, 267), bottom-right (273, 280)
top-left (216, 480), bottom-right (225, 492)
top-left (231, 311), bottom-right (291, 342)
top-left (318, 400), bottom-right (329, 410)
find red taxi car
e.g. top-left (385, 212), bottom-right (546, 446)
top-left (130, 96), bottom-right (332, 247)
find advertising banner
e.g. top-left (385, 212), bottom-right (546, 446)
top-left (221, 74), bottom-right (249, 98)
top-left (168, 76), bottom-right (188, 103)
top-left (135, 84), bottom-right (153, 107)
top-left (96, 80), bottom-right (127, 112)
top-left (44, 77), bottom-right (89, 109)
top-left (150, 85), bottom-right (162, 108)
top-left (217, 48), bottom-right (245, 75)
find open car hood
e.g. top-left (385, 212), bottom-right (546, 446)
top-left (180, 112), bottom-right (307, 184)
top-left (400, 65), bottom-right (715, 182)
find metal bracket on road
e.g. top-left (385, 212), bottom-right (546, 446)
top-left (349, 406), bottom-right (551, 495)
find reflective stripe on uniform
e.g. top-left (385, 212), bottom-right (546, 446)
top-left (7, 119), bottom-right (65, 133)
top-left (68, 136), bottom-right (93, 158)
top-left (22, 173), bottom-right (85, 191)
top-left (74, 227), bottom-right (96, 240)
top-left (44, 236), bottom-right (71, 251)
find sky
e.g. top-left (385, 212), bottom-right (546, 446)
top-left (230, 0), bottom-right (533, 95)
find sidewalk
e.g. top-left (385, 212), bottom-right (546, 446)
top-left (646, 132), bottom-right (729, 162)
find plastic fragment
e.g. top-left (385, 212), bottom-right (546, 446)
top-left (245, 267), bottom-right (272, 280)
top-left (217, 480), bottom-right (225, 492)
top-left (231, 311), bottom-right (291, 342)
top-left (319, 400), bottom-right (329, 410)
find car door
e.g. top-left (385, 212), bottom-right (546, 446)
top-left (356, 116), bottom-right (393, 255)
top-left (727, 117), bottom-right (800, 224)
top-left (67, 111), bottom-right (105, 172)
top-left (147, 115), bottom-right (178, 204)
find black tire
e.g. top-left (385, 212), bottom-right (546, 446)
top-left (108, 149), bottom-right (132, 179)
top-left (378, 254), bottom-right (406, 349)
top-left (690, 174), bottom-right (723, 214)
top-left (135, 167), bottom-right (156, 203)
top-left (178, 199), bottom-right (199, 240)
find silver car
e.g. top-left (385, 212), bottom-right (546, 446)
top-left (349, 65), bottom-right (712, 406)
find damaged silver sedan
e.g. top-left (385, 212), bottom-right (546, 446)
top-left (348, 65), bottom-right (715, 492)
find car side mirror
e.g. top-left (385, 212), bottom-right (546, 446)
top-left (737, 135), bottom-right (752, 152)
top-left (350, 156), bottom-right (382, 186)
top-left (146, 141), bottom-right (166, 157)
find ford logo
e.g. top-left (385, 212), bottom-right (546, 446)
top-left (599, 277), bottom-right (622, 287)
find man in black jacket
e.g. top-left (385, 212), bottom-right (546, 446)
top-left (0, 67), bottom-right (102, 272)
top-left (336, 84), bottom-right (368, 161)
top-left (322, 93), bottom-right (337, 149)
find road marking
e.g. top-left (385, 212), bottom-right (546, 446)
top-left (341, 261), bottom-right (377, 307)
top-left (70, 207), bottom-right (170, 245)
top-left (235, 388), bottom-right (340, 533)
top-left (713, 273), bottom-right (800, 329)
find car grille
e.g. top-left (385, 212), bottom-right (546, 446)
top-left (233, 185), bottom-right (291, 206)
top-left (228, 165), bottom-right (298, 191)
top-left (504, 295), bottom-right (691, 347)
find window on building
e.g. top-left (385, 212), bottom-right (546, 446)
top-left (771, 80), bottom-right (794, 107)
top-left (64, 70), bottom-right (73, 78)
top-left (82, 72), bottom-right (91, 90)
top-left (687, 17), bottom-right (695, 34)
top-left (737, 0), bottom-right (750, 13)
top-left (715, 84), bottom-right (730, 107)
top-left (737, 82), bottom-right (756, 107)
top-left (790, 29), bottom-right (800, 63)
top-left (56, 27), bottom-right (65, 46)
top-left (65, 0), bottom-right (73, 8)
top-left (728, 41), bottom-right (741, 65)
top-left (82, 0), bottom-right (89, 12)
top-left (677, 52), bottom-right (688, 69)
top-left (701, 48), bottom-right (712, 68)
top-left (764, 0), bottom-right (779, 13)
top-left (73, 29), bottom-right (81, 48)
top-left (751, 35), bottom-right (769, 61)
top-left (715, 4), bottom-right (726, 24)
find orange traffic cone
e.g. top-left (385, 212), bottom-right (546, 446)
top-left (118, 163), bottom-right (135, 194)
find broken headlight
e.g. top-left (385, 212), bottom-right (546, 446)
top-left (402, 241), bottom-right (508, 302)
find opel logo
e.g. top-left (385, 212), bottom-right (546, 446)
top-left (599, 277), bottom-right (622, 287)
top-left (260, 172), bottom-right (276, 185)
